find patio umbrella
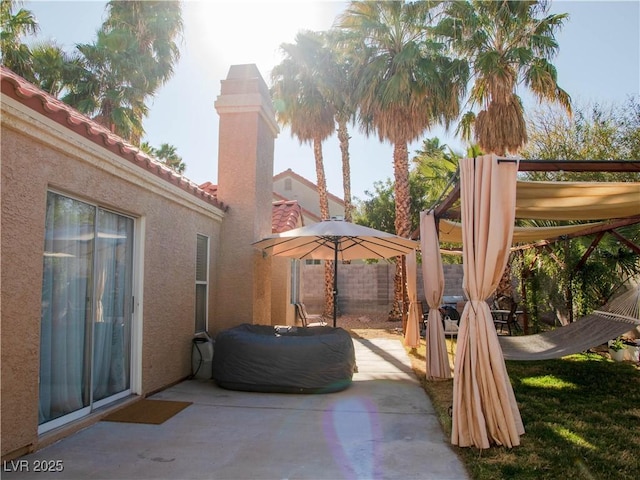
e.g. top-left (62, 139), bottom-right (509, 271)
top-left (253, 218), bottom-right (418, 326)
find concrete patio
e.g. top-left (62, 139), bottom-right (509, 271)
top-left (2, 337), bottom-right (468, 480)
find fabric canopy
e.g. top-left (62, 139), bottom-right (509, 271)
top-left (439, 219), bottom-right (609, 245)
top-left (253, 219), bottom-right (418, 260)
top-left (515, 181), bottom-right (640, 220)
top-left (253, 219), bottom-right (418, 326)
top-left (437, 180), bottom-right (639, 245)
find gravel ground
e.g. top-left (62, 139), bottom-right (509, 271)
top-left (332, 313), bottom-right (405, 339)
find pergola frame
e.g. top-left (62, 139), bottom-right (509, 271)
top-left (429, 159), bottom-right (640, 327)
top-left (420, 157), bottom-right (640, 449)
top-left (434, 159), bottom-right (640, 220)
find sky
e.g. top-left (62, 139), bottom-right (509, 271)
top-left (23, 0), bottom-right (640, 200)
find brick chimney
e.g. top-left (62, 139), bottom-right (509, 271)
top-left (214, 64), bottom-right (279, 330)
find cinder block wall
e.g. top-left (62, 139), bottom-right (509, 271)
top-left (301, 262), bottom-right (465, 315)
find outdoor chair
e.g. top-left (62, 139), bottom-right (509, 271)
top-left (419, 301), bottom-right (428, 337)
top-left (421, 302), bottom-right (462, 338)
top-left (440, 311), bottom-right (459, 358)
top-left (295, 303), bottom-right (327, 327)
top-left (492, 300), bottom-right (522, 335)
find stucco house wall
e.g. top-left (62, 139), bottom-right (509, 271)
top-left (213, 64), bottom-right (279, 331)
top-left (1, 69), bottom-right (225, 459)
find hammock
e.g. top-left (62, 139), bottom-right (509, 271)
top-left (499, 284), bottom-right (640, 361)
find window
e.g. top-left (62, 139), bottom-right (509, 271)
top-left (39, 191), bottom-right (134, 433)
top-left (284, 178), bottom-right (292, 191)
top-left (195, 234), bottom-right (209, 333)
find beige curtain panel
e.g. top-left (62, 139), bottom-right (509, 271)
top-left (452, 155), bottom-right (525, 449)
top-left (404, 251), bottom-right (421, 348)
top-left (420, 211), bottom-right (451, 380)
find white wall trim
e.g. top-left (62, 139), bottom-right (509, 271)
top-left (131, 215), bottom-right (145, 395)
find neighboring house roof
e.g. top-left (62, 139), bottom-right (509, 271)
top-left (0, 66), bottom-right (225, 211)
top-left (199, 181), bottom-right (218, 197)
top-left (273, 168), bottom-right (345, 208)
top-left (273, 191), bottom-right (321, 224)
top-left (201, 181), bottom-right (304, 233)
top-left (201, 166), bottom-right (341, 233)
top-left (273, 168), bottom-right (346, 224)
top-left (272, 199), bottom-right (303, 233)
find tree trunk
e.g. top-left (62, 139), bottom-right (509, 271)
top-left (314, 137), bottom-right (330, 220)
top-left (391, 141), bottom-right (411, 321)
top-left (496, 256), bottom-right (515, 303)
top-left (337, 119), bottom-right (353, 222)
top-left (313, 137), bottom-right (334, 319)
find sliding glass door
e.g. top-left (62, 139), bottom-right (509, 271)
top-left (39, 192), bottom-right (133, 432)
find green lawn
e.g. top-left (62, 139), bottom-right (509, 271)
top-left (414, 350), bottom-right (640, 480)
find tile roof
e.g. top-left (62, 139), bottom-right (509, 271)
top-left (272, 199), bottom-right (303, 233)
top-left (200, 183), bottom-right (303, 234)
top-left (0, 66), bottom-right (225, 211)
top-left (199, 181), bottom-right (218, 197)
top-left (273, 191), bottom-right (322, 224)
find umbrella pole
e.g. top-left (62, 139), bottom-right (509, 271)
top-left (333, 241), bottom-right (338, 327)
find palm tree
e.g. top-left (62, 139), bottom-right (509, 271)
top-left (63, 1), bottom-right (182, 144)
top-left (412, 137), bottom-right (460, 209)
top-left (62, 32), bottom-right (147, 140)
top-left (0, 0), bottom-right (38, 79)
top-left (435, 0), bottom-right (572, 304)
top-left (336, 0), bottom-right (469, 320)
top-left (324, 30), bottom-right (358, 223)
top-left (142, 142), bottom-right (186, 174)
top-left (271, 30), bottom-right (337, 318)
top-left (100, 0), bottom-right (183, 144)
top-left (436, 0), bottom-right (571, 155)
top-left (30, 42), bottom-right (82, 97)
top-left (102, 0), bottom-right (182, 92)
